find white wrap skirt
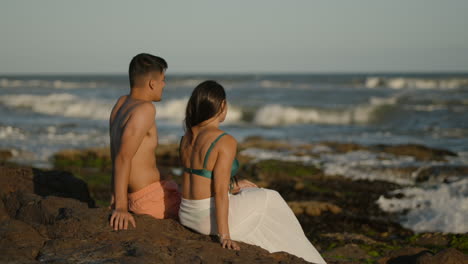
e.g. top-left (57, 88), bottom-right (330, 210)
top-left (179, 188), bottom-right (326, 264)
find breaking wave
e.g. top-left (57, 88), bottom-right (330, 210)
top-left (0, 94), bottom-right (243, 123)
top-left (252, 96), bottom-right (398, 126)
top-left (0, 93), bottom-right (399, 126)
top-left (365, 77), bottom-right (468, 90)
top-left (0, 93), bottom-right (113, 120)
top-left (0, 78), bottom-right (100, 89)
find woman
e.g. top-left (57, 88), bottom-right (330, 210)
top-left (178, 80), bottom-right (326, 264)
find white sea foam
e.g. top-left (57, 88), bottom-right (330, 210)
top-left (241, 148), bottom-right (418, 184)
top-left (0, 126), bottom-right (26, 140)
top-left (377, 178), bottom-right (468, 233)
top-left (169, 79), bottom-right (207, 88)
top-left (365, 77), bottom-right (468, 90)
top-left (240, 147), bottom-right (466, 185)
top-left (0, 94), bottom-right (244, 124)
top-left (155, 97), bottom-right (243, 124)
top-left (0, 93), bottom-right (113, 120)
top-left (0, 78), bottom-right (99, 89)
top-left (259, 80), bottom-right (293, 89)
top-left (253, 96), bottom-right (397, 126)
top-left (0, 91), bottom-right (400, 126)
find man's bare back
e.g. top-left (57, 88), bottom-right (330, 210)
top-left (108, 53), bottom-right (180, 231)
top-left (110, 95), bottom-right (160, 193)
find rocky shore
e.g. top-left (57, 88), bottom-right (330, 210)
top-left (0, 138), bottom-right (467, 263)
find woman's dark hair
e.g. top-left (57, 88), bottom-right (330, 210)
top-left (129, 53), bottom-right (168, 87)
top-left (184, 80), bottom-right (226, 136)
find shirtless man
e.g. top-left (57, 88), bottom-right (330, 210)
top-left (109, 53), bottom-right (181, 231)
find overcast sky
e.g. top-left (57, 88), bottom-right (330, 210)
top-left (1, 0), bottom-right (467, 74)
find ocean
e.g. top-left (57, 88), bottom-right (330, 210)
top-left (0, 73), bottom-right (467, 233)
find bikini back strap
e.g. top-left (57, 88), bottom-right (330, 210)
top-left (202, 132), bottom-right (228, 169)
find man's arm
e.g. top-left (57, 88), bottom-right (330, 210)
top-left (108, 96), bottom-right (127, 208)
top-left (110, 102), bottom-right (155, 230)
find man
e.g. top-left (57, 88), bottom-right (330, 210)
top-left (109, 53), bottom-right (181, 231)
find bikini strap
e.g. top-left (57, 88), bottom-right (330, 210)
top-left (202, 132), bottom-right (228, 169)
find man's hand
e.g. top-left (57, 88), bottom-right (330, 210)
top-left (110, 208), bottom-right (136, 231)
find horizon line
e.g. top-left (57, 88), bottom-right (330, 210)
top-left (1, 70), bottom-right (468, 76)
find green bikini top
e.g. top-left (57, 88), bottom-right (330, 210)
top-left (180, 132), bottom-right (239, 179)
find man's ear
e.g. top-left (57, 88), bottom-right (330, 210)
top-left (148, 78), bottom-right (155, 90)
top-left (222, 100), bottom-right (227, 110)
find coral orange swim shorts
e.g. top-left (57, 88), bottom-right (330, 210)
top-left (128, 180), bottom-right (181, 219)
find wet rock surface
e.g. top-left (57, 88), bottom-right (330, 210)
top-left (0, 165), bottom-right (311, 263)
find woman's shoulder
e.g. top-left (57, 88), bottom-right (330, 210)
top-left (215, 130), bottom-right (237, 148)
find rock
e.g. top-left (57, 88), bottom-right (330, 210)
top-left (0, 149), bottom-right (13, 161)
top-left (288, 201), bottom-right (342, 216)
top-left (320, 233), bottom-right (379, 245)
top-left (0, 166), bottom-right (94, 208)
top-left (0, 167), bottom-right (36, 196)
top-left (413, 166), bottom-right (468, 183)
top-left (245, 159), bottom-right (322, 184)
top-left (0, 219), bottom-right (47, 263)
top-left (324, 244), bottom-right (370, 261)
top-left (14, 194), bottom-right (88, 226)
top-left (378, 247), bottom-right (433, 264)
top-left (413, 233), bottom-right (450, 248)
top-left (52, 147), bottom-right (112, 171)
top-left (373, 144), bottom-right (457, 161)
top-left (240, 136), bottom-right (294, 151)
top-left (378, 247), bottom-right (468, 264)
top-left (38, 209), bottom-right (310, 263)
top-left (0, 166), bottom-right (311, 263)
top-left (416, 248), bottom-right (468, 264)
top-left (319, 142), bottom-right (370, 153)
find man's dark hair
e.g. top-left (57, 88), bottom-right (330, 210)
top-left (128, 53), bottom-right (168, 87)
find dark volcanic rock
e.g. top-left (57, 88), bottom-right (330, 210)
top-left (0, 218), bottom-right (46, 263)
top-left (32, 168), bottom-right (95, 207)
top-left (0, 166), bottom-right (311, 263)
top-left (0, 166), bottom-right (94, 208)
top-left (373, 144), bottom-right (457, 161)
top-left (0, 149), bottom-right (13, 161)
top-left (324, 244), bottom-right (370, 262)
top-left (378, 247), bottom-right (468, 264)
top-left (416, 248), bottom-right (468, 264)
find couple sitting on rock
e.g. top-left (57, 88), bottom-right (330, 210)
top-left (109, 53), bottom-right (326, 264)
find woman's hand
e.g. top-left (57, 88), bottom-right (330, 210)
top-left (110, 208), bottom-right (136, 231)
top-left (218, 234), bottom-right (240, 250)
top-left (237, 179), bottom-right (257, 189)
top-left (232, 179), bottom-right (258, 194)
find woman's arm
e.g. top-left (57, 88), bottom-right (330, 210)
top-left (213, 134), bottom-right (240, 250)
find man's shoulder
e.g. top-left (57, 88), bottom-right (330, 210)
top-left (115, 95), bottom-right (128, 106)
top-left (134, 101), bottom-right (155, 113)
top-left (130, 101), bottom-right (155, 120)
